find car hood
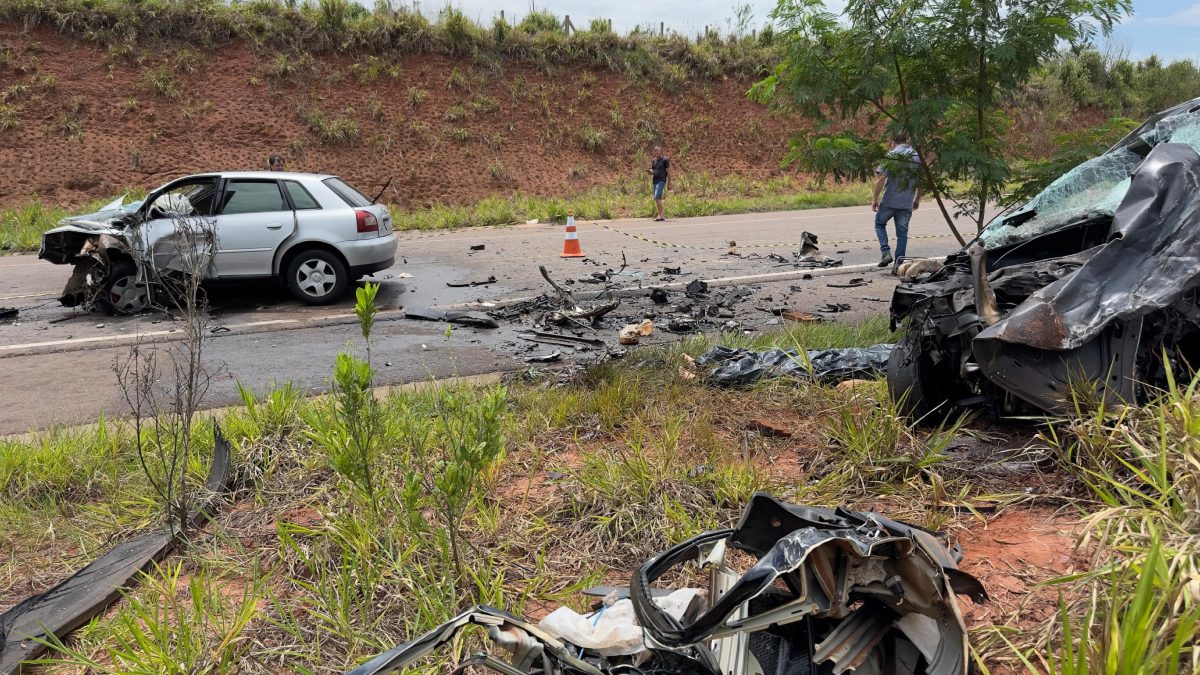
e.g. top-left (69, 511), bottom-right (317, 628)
top-left (56, 195), bottom-right (143, 230)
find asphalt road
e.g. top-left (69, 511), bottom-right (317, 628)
top-left (0, 205), bottom-right (969, 434)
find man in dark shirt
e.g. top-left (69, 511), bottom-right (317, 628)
top-left (647, 146), bottom-right (670, 221)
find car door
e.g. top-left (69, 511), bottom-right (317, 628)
top-left (136, 176), bottom-right (220, 276)
top-left (211, 178), bottom-right (296, 278)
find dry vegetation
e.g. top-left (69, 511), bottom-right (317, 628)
top-left (2, 310), bottom-right (1196, 672)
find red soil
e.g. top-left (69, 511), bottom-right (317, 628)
top-left (0, 26), bottom-right (794, 210)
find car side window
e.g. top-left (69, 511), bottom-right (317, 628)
top-left (283, 181), bottom-right (321, 210)
top-left (220, 180), bottom-right (287, 215)
top-left (150, 179), bottom-right (218, 217)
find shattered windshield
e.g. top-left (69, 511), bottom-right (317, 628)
top-left (981, 111), bottom-right (1200, 249)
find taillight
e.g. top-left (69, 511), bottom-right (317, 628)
top-left (355, 209), bottom-right (379, 233)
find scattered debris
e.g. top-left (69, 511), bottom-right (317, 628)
top-left (897, 258), bottom-right (945, 282)
top-left (469, 244), bottom-right (485, 251)
top-left (781, 309), bottom-right (821, 323)
top-left (210, 325), bottom-right (230, 334)
top-left (0, 307), bottom-right (16, 319)
top-left (348, 493), bottom-right (985, 675)
top-left (685, 279), bottom-right (709, 297)
top-left (446, 275), bottom-right (498, 288)
top-left (517, 331), bottom-right (606, 349)
top-left (618, 319), bottom-right (654, 345)
top-left (818, 302), bottom-right (852, 313)
top-left (696, 344), bottom-right (894, 386)
top-left (649, 288), bottom-right (669, 304)
top-left (662, 266), bottom-right (682, 275)
top-left (666, 317), bottom-right (696, 332)
top-left (539, 265), bottom-right (620, 326)
top-left (827, 277), bottom-right (869, 288)
top-left (404, 307), bottom-right (498, 328)
top-left (525, 351), bottom-right (563, 363)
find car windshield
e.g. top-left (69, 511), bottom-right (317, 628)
top-left (981, 110), bottom-right (1200, 249)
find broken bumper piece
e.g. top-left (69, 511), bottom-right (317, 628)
top-left (346, 493), bottom-right (985, 675)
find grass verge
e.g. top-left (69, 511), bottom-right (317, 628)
top-left (5, 318), bottom-right (1193, 673)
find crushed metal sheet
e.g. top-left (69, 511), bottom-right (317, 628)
top-left (446, 275), bottom-right (498, 287)
top-left (346, 493), bottom-right (984, 675)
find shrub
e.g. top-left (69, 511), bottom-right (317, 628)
top-left (407, 86), bottom-right (428, 107)
top-left (0, 104), bottom-right (19, 131)
top-left (518, 9), bottom-right (561, 34)
top-left (142, 67), bottom-right (179, 100)
top-left (579, 125), bottom-right (607, 152)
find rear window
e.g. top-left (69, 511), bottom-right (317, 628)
top-left (284, 180), bottom-right (320, 210)
top-left (221, 180), bottom-right (286, 215)
top-left (322, 177), bottom-right (372, 207)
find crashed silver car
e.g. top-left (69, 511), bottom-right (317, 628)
top-left (40, 172), bottom-right (397, 314)
top-left (347, 494), bottom-right (986, 675)
top-left (888, 98), bottom-right (1200, 416)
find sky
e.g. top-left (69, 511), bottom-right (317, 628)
top-left (410, 0), bottom-right (1200, 63)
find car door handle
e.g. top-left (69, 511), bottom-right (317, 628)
top-left (266, 223), bottom-right (283, 229)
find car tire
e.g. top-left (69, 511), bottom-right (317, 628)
top-left (97, 260), bottom-right (150, 316)
top-left (886, 327), bottom-right (950, 419)
top-left (285, 249), bottom-right (348, 305)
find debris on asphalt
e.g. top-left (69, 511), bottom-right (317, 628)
top-left (347, 493), bottom-right (985, 675)
top-left (781, 309), bottom-right (821, 323)
top-left (517, 330), bottom-right (606, 349)
top-left (648, 288), bottom-right (669, 304)
top-left (685, 279), bottom-right (709, 297)
top-left (446, 275), bottom-right (497, 287)
top-left (696, 344), bottom-right (894, 386)
top-left (525, 351), bottom-right (563, 363)
top-left (827, 277), bottom-right (869, 288)
top-left (404, 307), bottom-right (498, 328)
top-left (666, 317), bottom-right (696, 332)
top-left (661, 266), bottom-right (682, 275)
top-left (469, 244), bottom-right (485, 251)
top-left (818, 302), bottom-right (852, 313)
top-left (539, 265), bottom-right (620, 326)
top-left (618, 319), bottom-right (654, 345)
top-left (0, 307), bottom-right (17, 319)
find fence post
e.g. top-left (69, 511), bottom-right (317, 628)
top-left (499, 9), bottom-right (504, 22)
top-left (563, 14), bottom-right (574, 35)
top-left (660, 21), bottom-right (664, 36)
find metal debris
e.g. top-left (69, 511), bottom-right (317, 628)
top-left (446, 275), bottom-right (498, 287)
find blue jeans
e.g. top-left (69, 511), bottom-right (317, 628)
top-left (875, 206), bottom-right (911, 259)
top-left (652, 181), bottom-right (666, 200)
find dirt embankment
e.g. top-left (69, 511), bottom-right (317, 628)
top-left (0, 27), bottom-right (796, 209)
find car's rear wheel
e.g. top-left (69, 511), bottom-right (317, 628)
top-left (887, 327), bottom-right (952, 419)
top-left (286, 249), bottom-right (348, 305)
top-left (97, 260), bottom-right (150, 316)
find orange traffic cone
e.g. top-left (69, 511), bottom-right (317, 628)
top-left (560, 214), bottom-right (584, 258)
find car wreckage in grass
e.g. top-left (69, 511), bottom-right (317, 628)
top-left (347, 494), bottom-right (987, 675)
top-left (888, 97), bottom-right (1200, 416)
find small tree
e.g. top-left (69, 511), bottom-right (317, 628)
top-left (750, 0), bottom-right (1130, 239)
top-left (115, 212), bottom-right (219, 531)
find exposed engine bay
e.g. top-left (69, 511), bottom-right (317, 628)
top-left (888, 98), bottom-right (1200, 416)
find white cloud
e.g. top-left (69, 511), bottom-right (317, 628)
top-left (1142, 3), bottom-right (1200, 26)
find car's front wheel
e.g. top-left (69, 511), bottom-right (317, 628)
top-left (97, 260), bottom-right (150, 316)
top-left (285, 249), bottom-right (348, 305)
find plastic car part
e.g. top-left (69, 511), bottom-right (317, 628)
top-left (0, 428), bottom-right (232, 675)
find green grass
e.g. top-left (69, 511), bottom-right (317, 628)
top-left (10, 318), bottom-right (1192, 673)
top-left (389, 173), bottom-right (872, 231)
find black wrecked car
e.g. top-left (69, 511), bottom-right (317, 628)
top-left (888, 98), bottom-right (1200, 416)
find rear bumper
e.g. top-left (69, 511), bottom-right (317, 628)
top-left (339, 232), bottom-right (397, 274)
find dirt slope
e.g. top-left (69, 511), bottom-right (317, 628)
top-left (0, 27), bottom-right (794, 209)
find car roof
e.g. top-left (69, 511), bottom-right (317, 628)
top-left (188, 171), bottom-right (338, 181)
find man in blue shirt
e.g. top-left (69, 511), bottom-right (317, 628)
top-left (872, 134), bottom-right (921, 270)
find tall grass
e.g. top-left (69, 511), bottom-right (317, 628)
top-left (0, 0), bottom-right (777, 87)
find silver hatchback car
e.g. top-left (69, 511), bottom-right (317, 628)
top-left (40, 172), bottom-right (397, 313)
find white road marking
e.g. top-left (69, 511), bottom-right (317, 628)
top-left (0, 291), bottom-right (58, 300)
top-left (0, 319), bottom-right (298, 351)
